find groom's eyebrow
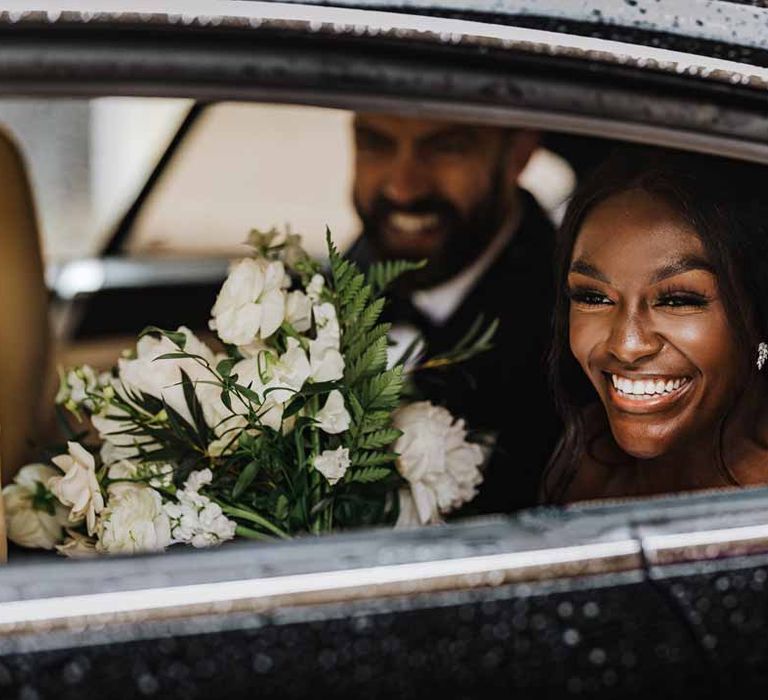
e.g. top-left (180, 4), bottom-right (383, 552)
top-left (569, 259), bottom-right (610, 283)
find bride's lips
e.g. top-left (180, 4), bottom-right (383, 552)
top-left (604, 372), bottom-right (694, 414)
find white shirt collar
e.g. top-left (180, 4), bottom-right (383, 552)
top-left (411, 201), bottom-right (522, 325)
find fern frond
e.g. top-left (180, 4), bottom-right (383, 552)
top-left (358, 428), bottom-right (402, 450)
top-left (344, 334), bottom-right (388, 384)
top-left (351, 451), bottom-right (397, 468)
top-left (345, 466), bottom-right (394, 483)
top-left (367, 259), bottom-right (427, 295)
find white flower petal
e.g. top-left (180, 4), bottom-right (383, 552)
top-left (315, 390), bottom-right (351, 435)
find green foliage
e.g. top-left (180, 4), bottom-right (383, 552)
top-left (367, 259), bottom-right (427, 295)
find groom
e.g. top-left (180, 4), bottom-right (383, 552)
top-left (347, 113), bottom-right (561, 515)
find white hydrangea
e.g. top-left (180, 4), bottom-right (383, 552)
top-left (164, 469), bottom-right (236, 548)
top-left (392, 401), bottom-right (484, 525)
top-left (209, 257), bottom-right (289, 345)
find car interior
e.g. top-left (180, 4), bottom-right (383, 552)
top-left (0, 94), bottom-right (762, 527)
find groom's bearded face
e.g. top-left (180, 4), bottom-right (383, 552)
top-left (352, 115), bottom-right (514, 290)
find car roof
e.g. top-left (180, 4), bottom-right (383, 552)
top-left (0, 0), bottom-right (766, 89)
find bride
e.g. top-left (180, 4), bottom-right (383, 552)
top-left (543, 146), bottom-right (768, 504)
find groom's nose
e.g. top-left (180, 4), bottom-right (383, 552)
top-left (606, 306), bottom-right (663, 365)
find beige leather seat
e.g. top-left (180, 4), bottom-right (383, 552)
top-left (0, 128), bottom-right (49, 492)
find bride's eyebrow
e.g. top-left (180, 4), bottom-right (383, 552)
top-left (651, 255), bottom-right (715, 283)
top-left (568, 259), bottom-right (609, 283)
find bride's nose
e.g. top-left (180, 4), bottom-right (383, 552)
top-left (606, 307), bottom-right (663, 365)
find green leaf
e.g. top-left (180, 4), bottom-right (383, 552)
top-left (232, 459), bottom-right (260, 499)
top-left (139, 326), bottom-right (187, 350)
top-left (346, 466), bottom-right (394, 483)
top-left (180, 369), bottom-right (211, 443)
top-left (154, 352), bottom-right (209, 363)
top-left (216, 357), bottom-right (238, 378)
top-left (282, 395), bottom-right (308, 419)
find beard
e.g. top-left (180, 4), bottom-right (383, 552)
top-left (354, 168), bottom-right (510, 291)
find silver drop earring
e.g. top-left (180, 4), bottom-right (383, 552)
top-left (758, 342), bottom-right (768, 370)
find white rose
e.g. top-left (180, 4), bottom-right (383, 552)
top-left (56, 530), bottom-right (98, 558)
top-left (49, 442), bottom-right (105, 536)
top-left (97, 484), bottom-right (172, 555)
top-left (118, 326), bottom-right (217, 428)
top-left (315, 390), bottom-right (351, 434)
top-left (285, 290), bottom-right (313, 332)
top-left (3, 464), bottom-right (70, 549)
top-left (306, 274), bottom-right (325, 302)
top-left (313, 447), bottom-right (351, 485)
top-left (392, 402), bottom-right (484, 525)
top-left (209, 257), bottom-right (288, 345)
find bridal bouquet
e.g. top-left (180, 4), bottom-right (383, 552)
top-left (4, 230), bottom-right (493, 556)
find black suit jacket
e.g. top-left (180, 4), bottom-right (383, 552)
top-left (349, 190), bottom-right (561, 515)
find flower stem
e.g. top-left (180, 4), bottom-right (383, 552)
top-left (235, 524), bottom-right (274, 541)
top-left (217, 501), bottom-right (290, 539)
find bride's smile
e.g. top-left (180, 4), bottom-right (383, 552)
top-left (606, 372), bottom-right (692, 411)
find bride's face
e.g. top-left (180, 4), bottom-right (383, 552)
top-left (567, 188), bottom-right (742, 459)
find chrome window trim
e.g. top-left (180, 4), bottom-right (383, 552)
top-left (3, 487), bottom-right (768, 645)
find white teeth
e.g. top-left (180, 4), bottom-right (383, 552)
top-left (610, 374), bottom-right (690, 398)
top-left (390, 213), bottom-right (439, 234)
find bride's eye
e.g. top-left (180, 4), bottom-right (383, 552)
top-left (655, 290), bottom-right (710, 308)
top-left (567, 287), bottom-right (613, 306)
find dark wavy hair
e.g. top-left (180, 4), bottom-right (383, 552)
top-left (542, 146), bottom-right (768, 502)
